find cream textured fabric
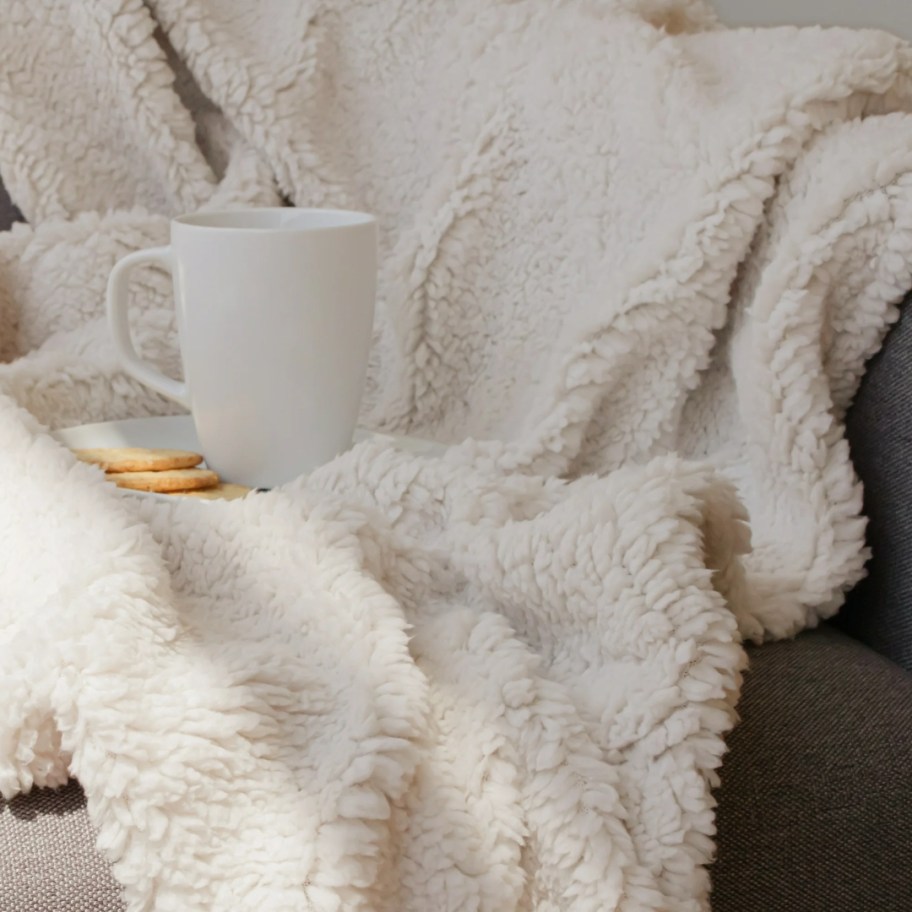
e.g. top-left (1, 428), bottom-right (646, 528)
top-left (0, 1), bottom-right (911, 910)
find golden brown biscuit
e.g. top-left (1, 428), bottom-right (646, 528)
top-left (109, 468), bottom-right (219, 493)
top-left (74, 447), bottom-right (203, 473)
top-left (172, 483), bottom-right (252, 501)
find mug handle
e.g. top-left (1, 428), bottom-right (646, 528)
top-left (106, 246), bottom-right (190, 408)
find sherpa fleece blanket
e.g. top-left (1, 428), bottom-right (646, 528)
top-left (1, 1), bottom-right (912, 910)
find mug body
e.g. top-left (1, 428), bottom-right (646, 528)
top-left (170, 208), bottom-right (377, 488)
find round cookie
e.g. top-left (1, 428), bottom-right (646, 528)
top-left (172, 483), bottom-right (252, 501)
top-left (74, 447), bottom-right (203, 473)
top-left (109, 468), bottom-right (219, 493)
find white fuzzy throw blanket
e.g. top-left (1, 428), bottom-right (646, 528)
top-left (1, 1), bottom-right (912, 909)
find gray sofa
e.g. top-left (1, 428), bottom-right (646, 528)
top-left (1, 181), bottom-right (910, 910)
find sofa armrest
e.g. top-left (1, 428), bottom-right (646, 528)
top-left (712, 624), bottom-right (912, 912)
top-left (838, 291), bottom-right (912, 671)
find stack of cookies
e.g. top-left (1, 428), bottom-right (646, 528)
top-left (73, 447), bottom-right (250, 500)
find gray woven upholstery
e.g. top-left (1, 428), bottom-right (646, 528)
top-left (3, 628), bottom-right (907, 912)
top-left (712, 624), bottom-right (912, 911)
top-left (838, 292), bottom-right (912, 671)
top-left (0, 176), bottom-right (23, 231)
top-left (0, 781), bottom-right (124, 911)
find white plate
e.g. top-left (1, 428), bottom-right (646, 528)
top-left (54, 416), bottom-right (445, 502)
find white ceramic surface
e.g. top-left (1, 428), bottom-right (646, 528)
top-left (54, 416), bottom-right (445, 503)
top-left (106, 208), bottom-right (378, 489)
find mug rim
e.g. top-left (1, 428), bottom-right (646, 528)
top-left (173, 207), bottom-right (376, 232)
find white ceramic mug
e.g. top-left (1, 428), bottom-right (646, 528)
top-left (106, 208), bottom-right (377, 488)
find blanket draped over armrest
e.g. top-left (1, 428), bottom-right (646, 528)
top-left (0, 1), bottom-right (910, 909)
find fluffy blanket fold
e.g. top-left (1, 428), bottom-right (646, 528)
top-left (1, 1), bottom-right (911, 909)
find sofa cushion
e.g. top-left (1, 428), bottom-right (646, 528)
top-left (5, 628), bottom-right (908, 912)
top-left (712, 624), bottom-right (912, 912)
top-left (0, 780), bottom-right (124, 912)
top-left (838, 291), bottom-right (912, 671)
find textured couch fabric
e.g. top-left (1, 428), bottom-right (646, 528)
top-left (712, 624), bottom-right (912, 912)
top-left (2, 627), bottom-right (909, 912)
top-left (0, 177), bottom-right (22, 232)
top-left (0, 782), bottom-right (124, 911)
top-left (838, 292), bottom-right (912, 672)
